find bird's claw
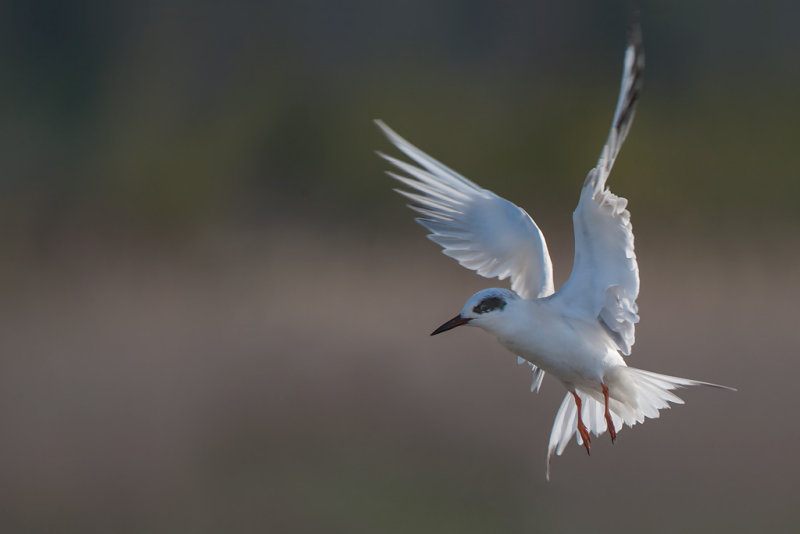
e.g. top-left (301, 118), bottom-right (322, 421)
top-left (578, 424), bottom-right (592, 455)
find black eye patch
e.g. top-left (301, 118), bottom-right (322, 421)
top-left (473, 296), bottom-right (506, 314)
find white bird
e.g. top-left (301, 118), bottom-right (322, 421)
top-left (375, 28), bottom-right (733, 479)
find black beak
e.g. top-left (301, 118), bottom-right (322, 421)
top-left (430, 314), bottom-right (472, 336)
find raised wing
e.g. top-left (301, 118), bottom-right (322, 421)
top-left (554, 27), bottom-right (644, 355)
top-left (375, 120), bottom-right (555, 300)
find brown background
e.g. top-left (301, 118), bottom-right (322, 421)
top-left (1, 1), bottom-right (798, 532)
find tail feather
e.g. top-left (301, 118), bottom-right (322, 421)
top-left (545, 367), bottom-right (735, 480)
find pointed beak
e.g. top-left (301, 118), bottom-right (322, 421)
top-left (430, 314), bottom-right (472, 336)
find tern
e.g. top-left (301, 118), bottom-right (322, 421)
top-left (375, 28), bottom-right (733, 479)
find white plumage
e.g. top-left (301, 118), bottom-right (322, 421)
top-left (376, 27), bottom-right (733, 479)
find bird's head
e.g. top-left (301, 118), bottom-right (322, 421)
top-left (431, 288), bottom-right (520, 336)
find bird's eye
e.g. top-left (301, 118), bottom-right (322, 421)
top-left (473, 297), bottom-right (506, 314)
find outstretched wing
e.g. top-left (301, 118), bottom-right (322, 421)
top-left (375, 120), bottom-right (555, 300)
top-left (554, 27), bottom-right (644, 355)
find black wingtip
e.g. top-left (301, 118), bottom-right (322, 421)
top-left (626, 2), bottom-right (644, 53)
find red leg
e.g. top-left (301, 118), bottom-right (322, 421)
top-left (601, 383), bottom-right (616, 444)
top-left (571, 392), bottom-right (591, 455)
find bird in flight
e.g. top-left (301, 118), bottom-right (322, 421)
top-left (375, 27), bottom-right (733, 479)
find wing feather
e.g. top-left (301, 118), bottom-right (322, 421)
top-left (375, 120), bottom-right (555, 300)
top-left (554, 27), bottom-right (644, 355)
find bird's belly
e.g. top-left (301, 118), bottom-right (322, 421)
top-left (498, 326), bottom-right (620, 385)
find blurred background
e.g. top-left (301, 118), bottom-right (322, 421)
top-left (0, 1), bottom-right (798, 532)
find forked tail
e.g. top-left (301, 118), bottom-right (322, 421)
top-left (545, 367), bottom-right (734, 480)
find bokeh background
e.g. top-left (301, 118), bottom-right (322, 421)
top-left (1, 1), bottom-right (798, 532)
